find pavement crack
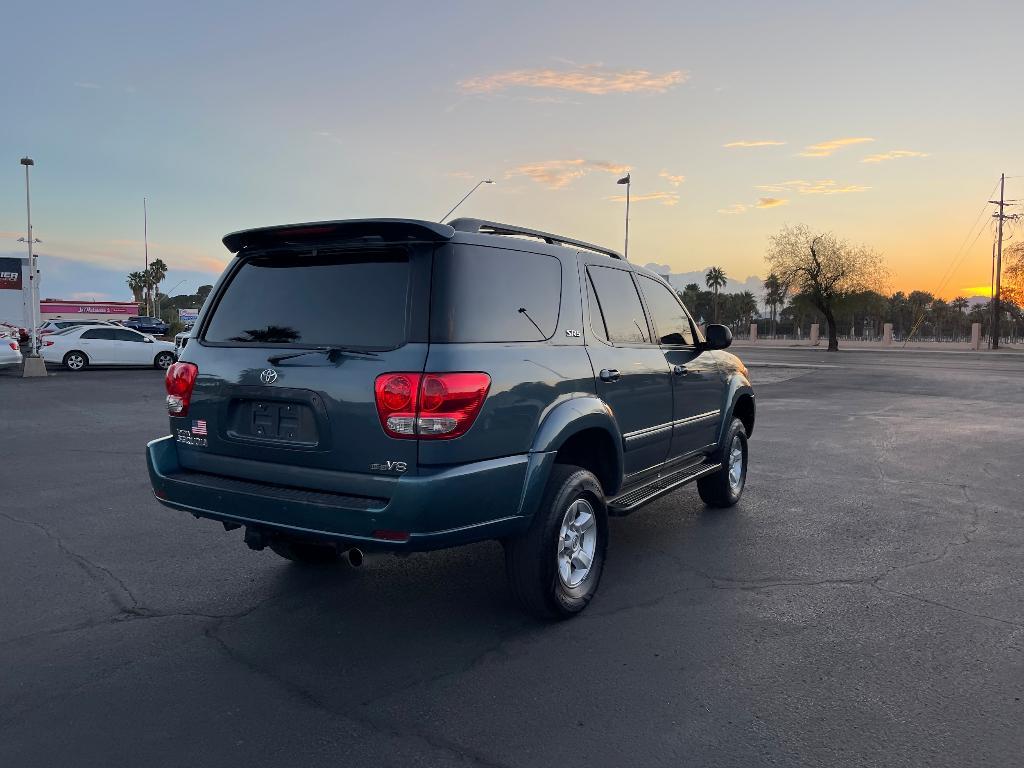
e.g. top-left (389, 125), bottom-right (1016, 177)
top-left (0, 510), bottom-right (141, 614)
top-left (204, 622), bottom-right (512, 768)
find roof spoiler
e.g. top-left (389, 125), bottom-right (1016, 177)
top-left (222, 219), bottom-right (455, 253)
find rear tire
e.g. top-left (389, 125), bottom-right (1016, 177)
top-left (269, 538), bottom-right (342, 565)
top-left (697, 418), bottom-right (748, 508)
top-left (504, 464), bottom-right (608, 619)
top-left (62, 351), bottom-right (88, 371)
top-left (154, 351), bottom-right (175, 369)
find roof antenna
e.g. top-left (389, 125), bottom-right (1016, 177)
top-left (440, 179), bottom-right (495, 223)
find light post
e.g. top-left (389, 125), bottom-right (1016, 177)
top-left (439, 179), bottom-right (494, 222)
top-left (616, 173), bottom-right (630, 260)
top-left (19, 157), bottom-right (46, 377)
top-left (161, 280), bottom-right (188, 323)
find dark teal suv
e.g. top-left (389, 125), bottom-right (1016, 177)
top-left (147, 218), bottom-right (754, 618)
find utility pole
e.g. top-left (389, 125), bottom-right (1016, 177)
top-left (990, 173), bottom-right (1020, 349)
top-left (19, 157), bottom-right (46, 377)
top-left (143, 197), bottom-right (150, 316)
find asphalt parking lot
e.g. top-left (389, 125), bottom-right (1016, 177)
top-left (1, 350), bottom-right (1022, 767)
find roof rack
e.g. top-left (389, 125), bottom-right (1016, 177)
top-left (448, 218), bottom-right (624, 260)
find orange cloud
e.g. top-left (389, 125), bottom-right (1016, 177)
top-left (459, 66), bottom-right (688, 95)
top-left (717, 204), bottom-right (749, 214)
top-left (723, 140), bottom-right (786, 148)
top-left (861, 149), bottom-right (929, 164)
top-left (757, 179), bottom-right (870, 195)
top-left (506, 159), bottom-right (629, 189)
top-left (798, 137), bottom-right (875, 158)
top-left (608, 191), bottom-right (679, 206)
top-left (659, 171), bottom-right (685, 186)
top-left (756, 197), bottom-right (788, 208)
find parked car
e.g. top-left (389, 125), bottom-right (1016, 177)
top-left (0, 337), bottom-right (22, 368)
top-left (148, 218), bottom-right (754, 618)
top-left (1, 321), bottom-right (29, 344)
top-left (124, 316), bottom-right (170, 336)
top-left (173, 330), bottom-right (191, 358)
top-left (38, 319), bottom-right (121, 336)
top-left (41, 325), bottom-right (176, 370)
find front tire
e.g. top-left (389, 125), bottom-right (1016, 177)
top-left (62, 351), bottom-right (88, 371)
top-left (697, 418), bottom-right (748, 508)
top-left (504, 464), bottom-right (608, 619)
top-left (154, 351), bottom-right (175, 369)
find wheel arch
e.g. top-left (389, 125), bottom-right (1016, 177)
top-left (521, 397), bottom-right (625, 515)
top-left (717, 376), bottom-right (755, 447)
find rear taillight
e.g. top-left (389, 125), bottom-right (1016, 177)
top-left (42, 340), bottom-right (54, 347)
top-left (374, 372), bottom-right (490, 439)
top-left (8, 341), bottom-right (18, 351)
top-left (165, 362), bottom-right (198, 416)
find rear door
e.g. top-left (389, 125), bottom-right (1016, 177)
top-left (178, 244), bottom-right (432, 479)
top-left (78, 328), bottom-right (116, 363)
top-left (583, 261), bottom-right (673, 477)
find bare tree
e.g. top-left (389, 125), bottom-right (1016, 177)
top-left (766, 224), bottom-right (887, 351)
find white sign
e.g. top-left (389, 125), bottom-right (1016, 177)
top-left (178, 308), bottom-right (199, 324)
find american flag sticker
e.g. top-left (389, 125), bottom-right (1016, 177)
top-left (191, 419), bottom-right (208, 436)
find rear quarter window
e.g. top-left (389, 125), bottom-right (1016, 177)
top-left (203, 249), bottom-right (412, 348)
top-left (430, 244), bottom-right (561, 342)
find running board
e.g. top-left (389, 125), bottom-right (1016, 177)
top-left (608, 460), bottom-right (721, 516)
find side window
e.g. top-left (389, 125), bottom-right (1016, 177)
top-left (638, 275), bottom-right (695, 346)
top-left (430, 245), bottom-right (562, 342)
top-left (587, 266), bottom-right (651, 344)
top-left (81, 328), bottom-right (114, 340)
top-left (115, 329), bottom-right (145, 342)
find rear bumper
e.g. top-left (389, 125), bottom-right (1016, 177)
top-left (147, 436), bottom-right (548, 551)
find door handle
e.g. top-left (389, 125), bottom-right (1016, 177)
top-left (599, 368), bottom-right (621, 382)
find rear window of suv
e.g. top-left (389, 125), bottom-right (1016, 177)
top-left (430, 245), bottom-right (561, 342)
top-left (203, 250), bottom-right (410, 348)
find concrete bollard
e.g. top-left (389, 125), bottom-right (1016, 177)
top-left (882, 323), bottom-right (893, 345)
top-left (749, 323), bottom-right (757, 342)
top-left (809, 323), bottom-right (820, 346)
top-left (971, 322), bottom-right (981, 350)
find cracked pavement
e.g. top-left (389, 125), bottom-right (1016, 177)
top-left (1, 348), bottom-right (1022, 767)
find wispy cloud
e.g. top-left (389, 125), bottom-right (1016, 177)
top-left (798, 137), bottom-right (874, 158)
top-left (608, 191), bottom-right (680, 206)
top-left (756, 197), bottom-right (788, 208)
top-left (659, 171), bottom-right (685, 186)
top-left (459, 66), bottom-right (688, 95)
top-left (506, 159), bottom-right (629, 189)
top-left (861, 149), bottom-right (929, 164)
top-left (74, 81), bottom-right (100, 89)
top-left (723, 140), bottom-right (786, 148)
top-left (756, 179), bottom-right (870, 195)
top-left (717, 204), bottom-right (749, 215)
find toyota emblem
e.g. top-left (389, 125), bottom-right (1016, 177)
top-left (260, 368), bottom-right (278, 384)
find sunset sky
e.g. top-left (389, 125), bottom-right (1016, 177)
top-left (2, 0), bottom-right (1022, 303)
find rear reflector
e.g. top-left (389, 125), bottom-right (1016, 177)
top-left (166, 362), bottom-right (199, 416)
top-left (374, 372), bottom-right (490, 439)
top-left (372, 529), bottom-right (410, 542)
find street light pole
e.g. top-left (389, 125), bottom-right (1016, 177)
top-left (439, 179), bottom-right (495, 222)
top-left (616, 173), bottom-right (631, 260)
top-left (19, 156), bottom-right (46, 377)
top-left (144, 197), bottom-right (150, 317)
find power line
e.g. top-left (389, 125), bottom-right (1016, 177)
top-left (929, 177), bottom-right (1001, 298)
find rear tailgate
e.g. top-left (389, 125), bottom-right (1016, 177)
top-left (174, 236), bottom-right (436, 484)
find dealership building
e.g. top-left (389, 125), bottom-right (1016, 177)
top-left (1, 255), bottom-right (139, 328)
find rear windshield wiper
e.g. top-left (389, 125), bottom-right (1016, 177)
top-left (267, 346), bottom-right (380, 365)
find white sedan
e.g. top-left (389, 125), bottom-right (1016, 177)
top-left (0, 337), bottom-right (22, 369)
top-left (41, 325), bottom-right (177, 371)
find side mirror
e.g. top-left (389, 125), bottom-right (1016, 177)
top-left (704, 324), bottom-right (733, 350)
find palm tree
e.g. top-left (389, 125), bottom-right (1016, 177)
top-left (763, 272), bottom-right (788, 338)
top-left (737, 291), bottom-right (758, 333)
top-left (127, 271), bottom-right (147, 304)
top-left (705, 266), bottom-right (727, 323)
top-left (147, 258), bottom-right (168, 317)
top-left (950, 296), bottom-right (969, 341)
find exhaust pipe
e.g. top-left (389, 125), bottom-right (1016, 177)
top-left (347, 548), bottom-right (364, 567)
